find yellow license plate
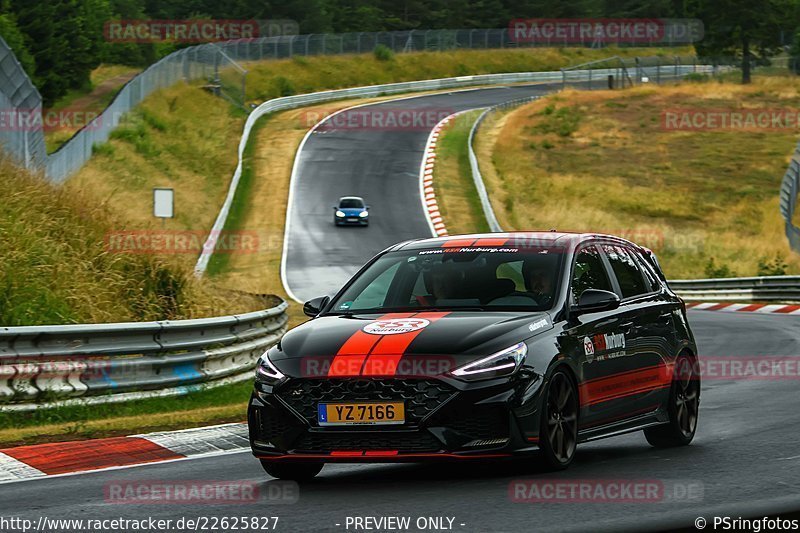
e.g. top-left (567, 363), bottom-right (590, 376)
top-left (318, 402), bottom-right (405, 426)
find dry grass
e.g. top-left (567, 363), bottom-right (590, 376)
top-left (0, 154), bottom-right (264, 326)
top-left (478, 76), bottom-right (800, 278)
top-left (66, 84), bottom-right (246, 272)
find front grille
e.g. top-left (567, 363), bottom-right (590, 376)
top-left (433, 404), bottom-right (510, 441)
top-left (292, 431), bottom-right (442, 453)
top-left (277, 379), bottom-right (456, 426)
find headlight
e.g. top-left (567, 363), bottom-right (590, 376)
top-left (450, 343), bottom-right (527, 381)
top-left (359, 210), bottom-right (369, 218)
top-left (335, 210), bottom-right (346, 217)
top-left (256, 351), bottom-right (286, 384)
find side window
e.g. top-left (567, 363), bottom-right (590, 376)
top-left (633, 250), bottom-right (662, 292)
top-left (603, 245), bottom-right (647, 299)
top-left (571, 246), bottom-right (613, 303)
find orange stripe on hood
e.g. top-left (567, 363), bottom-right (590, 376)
top-left (327, 313), bottom-right (416, 377)
top-left (361, 312), bottom-right (450, 376)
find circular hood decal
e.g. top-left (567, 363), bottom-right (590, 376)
top-left (363, 318), bottom-right (431, 335)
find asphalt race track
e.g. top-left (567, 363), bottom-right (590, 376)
top-left (3, 85), bottom-right (800, 532)
top-left (283, 83), bottom-right (559, 302)
top-left (3, 311), bottom-right (800, 531)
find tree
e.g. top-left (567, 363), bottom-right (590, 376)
top-left (0, 13), bottom-right (36, 76)
top-left (689, 0), bottom-right (794, 83)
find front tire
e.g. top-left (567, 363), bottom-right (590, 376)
top-left (260, 460), bottom-right (323, 481)
top-left (539, 369), bottom-right (579, 470)
top-left (644, 354), bottom-right (700, 447)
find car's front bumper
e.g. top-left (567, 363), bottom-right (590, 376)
top-left (335, 216), bottom-right (368, 226)
top-left (248, 374), bottom-right (544, 462)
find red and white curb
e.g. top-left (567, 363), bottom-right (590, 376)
top-left (420, 110), bottom-right (472, 238)
top-left (0, 422), bottom-right (249, 484)
top-left (686, 302), bottom-right (800, 314)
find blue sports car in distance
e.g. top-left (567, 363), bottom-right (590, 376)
top-left (334, 196), bottom-right (369, 226)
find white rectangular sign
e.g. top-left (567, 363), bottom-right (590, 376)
top-left (153, 188), bottom-right (174, 219)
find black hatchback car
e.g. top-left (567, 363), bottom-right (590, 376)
top-left (249, 232), bottom-right (700, 480)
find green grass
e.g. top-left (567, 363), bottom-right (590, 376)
top-left (206, 116), bottom-right (271, 277)
top-left (0, 381), bottom-right (252, 447)
top-left (432, 110), bottom-right (490, 235)
top-left (242, 47), bottom-right (693, 103)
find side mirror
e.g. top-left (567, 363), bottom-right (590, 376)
top-left (572, 289), bottom-right (620, 316)
top-left (365, 205), bottom-right (370, 210)
top-left (303, 296), bottom-right (330, 317)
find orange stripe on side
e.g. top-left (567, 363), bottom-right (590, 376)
top-left (362, 312), bottom-right (450, 376)
top-left (364, 450), bottom-right (399, 456)
top-left (580, 365), bottom-right (670, 407)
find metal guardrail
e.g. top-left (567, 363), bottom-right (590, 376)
top-left (668, 276), bottom-right (800, 302)
top-left (0, 300), bottom-right (288, 410)
top-left (780, 140), bottom-right (800, 253)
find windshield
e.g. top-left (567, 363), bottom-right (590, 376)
top-left (339, 198), bottom-right (364, 209)
top-left (328, 246), bottom-right (564, 313)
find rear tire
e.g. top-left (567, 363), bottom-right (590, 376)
top-left (645, 354), bottom-right (700, 447)
top-left (539, 369), bottom-right (579, 470)
top-left (260, 460), bottom-right (323, 481)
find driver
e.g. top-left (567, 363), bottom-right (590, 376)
top-left (420, 262), bottom-right (464, 304)
top-left (522, 259), bottom-right (557, 306)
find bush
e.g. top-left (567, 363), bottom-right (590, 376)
top-left (704, 257), bottom-right (736, 278)
top-left (683, 73), bottom-right (711, 83)
top-left (92, 142), bottom-right (115, 157)
top-left (273, 76), bottom-right (296, 97)
top-left (757, 254), bottom-right (788, 276)
top-left (533, 105), bottom-right (581, 137)
top-left (373, 44), bottom-right (394, 62)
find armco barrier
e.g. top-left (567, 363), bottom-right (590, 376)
top-left (668, 276), bottom-right (800, 302)
top-left (0, 300), bottom-right (288, 410)
top-left (194, 62), bottom-right (703, 276)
